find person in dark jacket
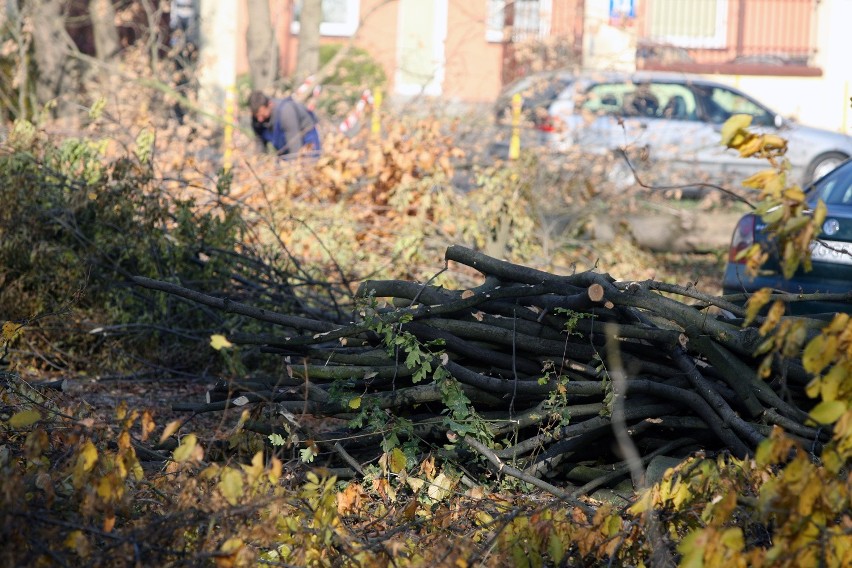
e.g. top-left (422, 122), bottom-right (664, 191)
top-left (249, 90), bottom-right (321, 158)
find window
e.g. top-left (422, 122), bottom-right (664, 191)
top-left (580, 82), bottom-right (697, 121)
top-left (697, 86), bottom-right (774, 126)
top-left (486, 0), bottom-right (552, 42)
top-left (646, 0), bottom-right (728, 48)
top-left (817, 168), bottom-right (852, 206)
top-left (292, 0), bottom-right (360, 37)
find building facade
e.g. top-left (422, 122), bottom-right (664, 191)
top-left (236, 0), bottom-right (851, 131)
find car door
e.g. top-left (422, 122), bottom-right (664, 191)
top-left (623, 82), bottom-right (712, 187)
top-left (689, 84), bottom-right (779, 183)
top-left (558, 80), bottom-right (720, 188)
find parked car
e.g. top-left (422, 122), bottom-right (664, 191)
top-left (489, 69), bottom-right (576, 159)
top-left (542, 71), bottom-right (852, 189)
top-left (723, 158), bottom-right (852, 314)
top-left (494, 68), bottom-right (575, 130)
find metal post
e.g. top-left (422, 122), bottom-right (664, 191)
top-left (371, 86), bottom-right (382, 136)
top-left (509, 92), bottom-right (522, 160)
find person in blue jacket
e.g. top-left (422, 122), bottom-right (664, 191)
top-left (249, 90), bottom-right (321, 158)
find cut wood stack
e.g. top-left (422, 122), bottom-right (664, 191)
top-left (134, 245), bottom-right (830, 495)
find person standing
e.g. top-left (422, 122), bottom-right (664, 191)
top-left (249, 91), bottom-right (321, 158)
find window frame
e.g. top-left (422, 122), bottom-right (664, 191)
top-left (291, 0), bottom-right (360, 38)
top-left (647, 0), bottom-right (729, 49)
top-left (486, 0), bottom-right (551, 43)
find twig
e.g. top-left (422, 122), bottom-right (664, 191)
top-left (463, 435), bottom-right (594, 516)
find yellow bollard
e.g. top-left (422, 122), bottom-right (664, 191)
top-left (509, 92), bottom-right (522, 160)
top-left (371, 86), bottom-right (382, 136)
top-left (223, 85), bottom-right (236, 172)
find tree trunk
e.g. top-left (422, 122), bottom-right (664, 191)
top-left (295, 0), bottom-right (322, 82)
top-left (246, 0), bottom-right (279, 92)
top-left (89, 0), bottom-right (120, 62)
top-left (28, 0), bottom-right (80, 117)
top-left (197, 0), bottom-right (238, 119)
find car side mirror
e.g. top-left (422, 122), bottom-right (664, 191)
top-left (774, 114), bottom-right (785, 128)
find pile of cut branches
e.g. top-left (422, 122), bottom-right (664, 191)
top-left (134, 245), bottom-right (835, 496)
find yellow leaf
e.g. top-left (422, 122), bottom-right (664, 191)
top-left (64, 530), bottom-right (90, 557)
top-left (761, 206), bottom-right (785, 225)
top-left (742, 169), bottom-right (779, 189)
top-left (215, 537), bottom-right (244, 568)
top-left (218, 467), bottom-right (244, 505)
top-left (9, 409), bottom-right (42, 428)
top-left (826, 312), bottom-right (849, 334)
top-left (819, 364), bottom-right (845, 402)
top-left (810, 202), bottom-right (828, 234)
top-left (427, 472), bottom-right (454, 501)
top-left (676, 530), bottom-right (706, 568)
top-left (720, 527), bottom-right (744, 551)
top-left (78, 440), bottom-right (99, 472)
top-left (141, 410), bottom-right (156, 442)
top-left (802, 334), bottom-right (837, 375)
top-left (405, 476), bottom-right (425, 493)
top-left (159, 419), bottom-right (181, 445)
top-left (173, 434), bottom-right (198, 463)
top-left (761, 134), bottom-right (787, 151)
top-left (221, 537), bottom-right (244, 554)
top-left (796, 477), bottom-right (821, 516)
top-left (809, 400), bottom-right (847, 425)
top-left (737, 136), bottom-right (764, 158)
top-left (805, 377), bottom-right (821, 399)
top-left (628, 489), bottom-right (652, 515)
top-left (745, 288), bottom-right (772, 326)
top-left (782, 214), bottom-right (810, 235)
top-left (548, 533), bottom-right (565, 565)
top-left (131, 458), bottom-right (144, 481)
top-left (348, 396), bottom-right (361, 410)
top-left (389, 447), bottom-right (407, 474)
top-left (210, 334), bottom-right (233, 350)
top-left (720, 114), bottom-right (753, 147)
top-left (241, 451), bottom-right (264, 483)
top-left (268, 456), bottom-right (282, 484)
top-left (783, 187), bottom-right (806, 202)
top-left (758, 300), bottom-right (785, 335)
top-left (73, 440), bottom-right (99, 488)
top-left (115, 400), bottom-right (128, 421)
top-left (1, 321), bottom-right (23, 342)
top-left (670, 479), bottom-right (691, 509)
top-left (97, 475), bottom-right (115, 500)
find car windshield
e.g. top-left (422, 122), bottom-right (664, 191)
top-left (503, 74), bottom-right (572, 104)
top-left (812, 162), bottom-right (852, 206)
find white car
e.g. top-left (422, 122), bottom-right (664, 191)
top-left (544, 71), bottom-right (852, 189)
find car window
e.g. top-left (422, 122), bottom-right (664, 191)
top-left (694, 86), bottom-right (775, 126)
top-left (815, 164), bottom-right (852, 206)
top-left (648, 83), bottom-right (697, 121)
top-left (580, 82), bottom-right (698, 121)
top-left (580, 83), bottom-right (633, 114)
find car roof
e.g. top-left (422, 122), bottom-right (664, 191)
top-left (573, 70), bottom-right (735, 90)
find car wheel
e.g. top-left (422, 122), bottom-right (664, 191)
top-left (805, 152), bottom-right (848, 185)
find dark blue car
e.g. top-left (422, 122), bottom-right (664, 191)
top-left (723, 160), bottom-right (852, 314)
